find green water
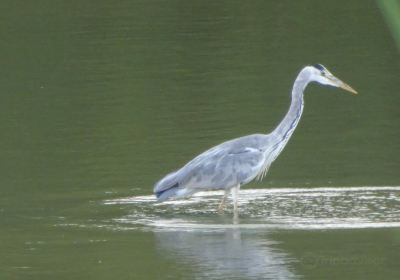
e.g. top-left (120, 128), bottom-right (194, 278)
top-left (1, 1), bottom-right (399, 279)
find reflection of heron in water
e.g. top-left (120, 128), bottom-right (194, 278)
top-left (154, 64), bottom-right (357, 218)
top-left (155, 228), bottom-right (298, 279)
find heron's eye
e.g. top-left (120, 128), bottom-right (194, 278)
top-left (321, 71), bottom-right (326, 76)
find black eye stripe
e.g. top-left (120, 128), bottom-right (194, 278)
top-left (313, 64), bottom-right (325, 71)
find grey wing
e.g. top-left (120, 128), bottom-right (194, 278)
top-left (154, 134), bottom-right (277, 200)
top-left (153, 146), bottom-right (227, 195)
top-left (180, 146), bottom-right (266, 191)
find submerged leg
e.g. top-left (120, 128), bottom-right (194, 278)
top-left (217, 189), bottom-right (229, 213)
top-left (232, 184), bottom-right (240, 222)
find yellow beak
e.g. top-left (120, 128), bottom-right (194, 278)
top-left (327, 73), bottom-right (358, 95)
top-left (339, 81), bottom-right (358, 95)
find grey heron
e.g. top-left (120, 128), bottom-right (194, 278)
top-left (153, 64), bottom-right (357, 218)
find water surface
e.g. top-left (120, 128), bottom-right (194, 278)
top-left (0, 1), bottom-right (399, 279)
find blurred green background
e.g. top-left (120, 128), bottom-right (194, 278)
top-left (0, 1), bottom-right (399, 279)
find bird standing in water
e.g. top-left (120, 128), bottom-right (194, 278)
top-left (153, 64), bottom-right (357, 219)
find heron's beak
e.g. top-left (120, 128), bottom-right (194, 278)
top-left (338, 81), bottom-right (358, 95)
top-left (329, 76), bottom-right (358, 95)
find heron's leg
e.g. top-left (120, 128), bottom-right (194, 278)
top-left (217, 189), bottom-right (229, 213)
top-left (232, 184), bottom-right (240, 221)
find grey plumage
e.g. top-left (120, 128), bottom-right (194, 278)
top-left (153, 64), bottom-right (357, 217)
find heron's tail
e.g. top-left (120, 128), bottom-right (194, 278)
top-left (154, 171), bottom-right (183, 202)
top-left (155, 183), bottom-right (179, 202)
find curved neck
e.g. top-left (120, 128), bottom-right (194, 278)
top-left (271, 70), bottom-right (310, 140)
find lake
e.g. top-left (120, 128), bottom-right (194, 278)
top-left (0, 1), bottom-right (399, 279)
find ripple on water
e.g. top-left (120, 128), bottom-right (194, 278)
top-left (103, 186), bottom-right (400, 232)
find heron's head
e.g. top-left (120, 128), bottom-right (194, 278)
top-left (309, 64), bottom-right (357, 94)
